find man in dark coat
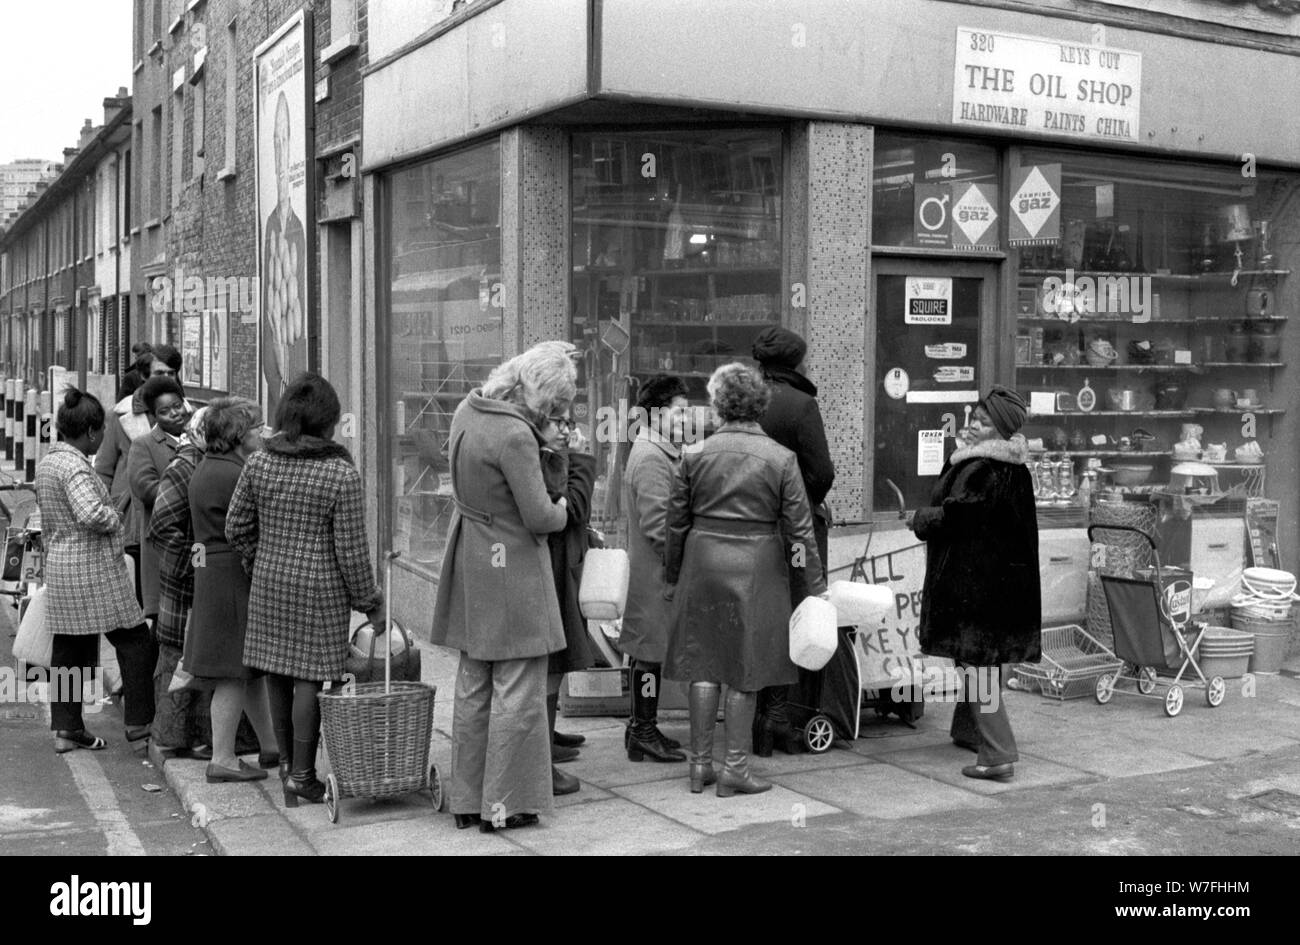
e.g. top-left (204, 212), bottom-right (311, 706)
top-left (751, 327), bottom-right (835, 755)
top-left (909, 386), bottom-right (1041, 782)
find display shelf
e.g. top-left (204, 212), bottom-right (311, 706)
top-left (1193, 406), bottom-right (1285, 415)
top-left (1016, 363), bottom-right (1192, 371)
top-left (636, 319), bottom-right (777, 328)
top-left (1015, 316), bottom-right (1199, 325)
top-left (1028, 450), bottom-right (1174, 458)
top-left (573, 266), bottom-right (779, 278)
top-left (1019, 269), bottom-right (1292, 281)
top-left (1198, 361), bottom-right (1285, 368)
top-left (1194, 316), bottom-right (1288, 323)
top-left (1028, 409), bottom-right (1199, 419)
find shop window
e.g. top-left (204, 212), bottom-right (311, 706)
top-left (872, 133), bottom-right (1000, 251)
top-left (384, 140), bottom-right (502, 571)
top-left (571, 128), bottom-right (783, 524)
top-left (1011, 148), bottom-right (1299, 504)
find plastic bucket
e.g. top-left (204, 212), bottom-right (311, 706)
top-left (1248, 629), bottom-right (1292, 674)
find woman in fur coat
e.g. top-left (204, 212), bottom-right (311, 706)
top-left (909, 385), bottom-right (1041, 783)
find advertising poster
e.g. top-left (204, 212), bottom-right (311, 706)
top-left (1009, 164), bottom-right (1062, 246)
top-left (204, 309), bottom-right (228, 392)
top-left (255, 11), bottom-right (312, 423)
top-left (181, 316), bottom-right (202, 388)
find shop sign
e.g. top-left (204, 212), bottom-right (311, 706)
top-left (913, 183), bottom-right (951, 249)
top-left (1009, 164), bottom-right (1062, 246)
top-left (953, 28), bottom-right (1142, 142)
top-left (951, 182), bottom-right (999, 251)
top-left (917, 430), bottom-right (947, 476)
top-left (904, 277), bottom-right (953, 325)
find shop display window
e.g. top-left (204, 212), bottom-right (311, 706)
top-left (571, 129), bottom-right (783, 526)
top-left (385, 141), bottom-right (502, 571)
top-left (872, 133), bottom-right (1001, 251)
top-left (1012, 148), bottom-right (1297, 504)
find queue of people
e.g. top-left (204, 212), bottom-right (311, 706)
top-left (35, 328), bottom-right (1040, 831)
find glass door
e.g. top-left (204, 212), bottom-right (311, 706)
top-left (870, 258), bottom-right (999, 513)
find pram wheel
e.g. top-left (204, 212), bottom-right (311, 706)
top-left (1164, 685), bottom-right (1184, 717)
top-left (429, 764), bottom-right (444, 811)
top-left (1137, 667), bottom-right (1158, 695)
top-left (324, 774), bottom-right (340, 823)
top-left (803, 715), bottom-right (835, 754)
top-left (1094, 673), bottom-right (1115, 705)
top-left (1206, 676), bottom-right (1226, 708)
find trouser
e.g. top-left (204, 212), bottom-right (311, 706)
top-left (449, 653), bottom-right (552, 820)
top-left (949, 664), bottom-right (1018, 766)
top-left (50, 625), bottom-right (157, 732)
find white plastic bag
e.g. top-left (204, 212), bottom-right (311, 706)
top-left (828, 580), bottom-right (893, 627)
top-left (579, 548), bottom-right (631, 620)
top-left (13, 585), bottom-right (51, 668)
top-left (789, 596), bottom-right (837, 670)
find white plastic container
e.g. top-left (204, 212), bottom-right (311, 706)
top-left (828, 580), bottom-right (893, 627)
top-left (789, 596), bottom-right (838, 670)
top-left (578, 548), bottom-right (631, 620)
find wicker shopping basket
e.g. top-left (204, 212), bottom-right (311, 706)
top-left (319, 681), bottom-right (437, 800)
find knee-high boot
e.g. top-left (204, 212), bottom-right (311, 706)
top-left (717, 689), bottom-right (771, 798)
top-left (688, 682), bottom-right (720, 793)
top-left (626, 661), bottom-right (685, 763)
top-left (754, 684), bottom-right (802, 757)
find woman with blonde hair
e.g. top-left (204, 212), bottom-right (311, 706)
top-left (432, 341), bottom-right (577, 832)
top-left (664, 362), bottom-right (826, 797)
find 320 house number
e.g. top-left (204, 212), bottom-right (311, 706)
top-left (969, 32), bottom-right (995, 52)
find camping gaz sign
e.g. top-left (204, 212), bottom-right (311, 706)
top-left (954, 28), bottom-right (1141, 142)
top-left (913, 182), bottom-right (999, 251)
top-left (904, 277), bottom-right (953, 325)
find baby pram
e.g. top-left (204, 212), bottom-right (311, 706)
top-left (1088, 524), bottom-right (1226, 717)
top-left (784, 539), bottom-right (935, 752)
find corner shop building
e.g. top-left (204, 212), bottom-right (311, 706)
top-left (358, 0), bottom-right (1300, 630)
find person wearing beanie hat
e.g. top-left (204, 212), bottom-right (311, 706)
top-left (750, 327), bottom-right (835, 757)
top-left (908, 387), bottom-right (1040, 783)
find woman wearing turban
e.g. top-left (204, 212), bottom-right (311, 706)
top-left (908, 386), bottom-right (1041, 781)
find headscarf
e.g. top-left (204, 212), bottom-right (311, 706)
top-left (750, 327), bottom-right (807, 370)
top-left (978, 385), bottom-right (1028, 440)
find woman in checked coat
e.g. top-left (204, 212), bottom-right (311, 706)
top-left (38, 389), bottom-right (156, 753)
top-left (227, 373), bottom-right (383, 806)
top-left (431, 341), bottom-right (575, 833)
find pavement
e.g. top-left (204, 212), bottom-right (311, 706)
top-left (154, 640), bottom-right (1300, 856)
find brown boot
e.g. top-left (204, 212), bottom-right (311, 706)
top-left (717, 689), bottom-right (771, 798)
top-left (688, 682), bottom-right (720, 793)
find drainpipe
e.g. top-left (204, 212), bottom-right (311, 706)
top-left (114, 152), bottom-right (122, 380)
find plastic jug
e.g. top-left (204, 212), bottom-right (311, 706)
top-left (789, 596), bottom-right (838, 670)
top-left (827, 580), bottom-right (893, 628)
top-left (578, 548), bottom-right (630, 620)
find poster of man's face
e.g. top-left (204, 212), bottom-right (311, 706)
top-left (255, 12), bottom-right (310, 424)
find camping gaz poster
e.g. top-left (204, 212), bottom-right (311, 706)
top-left (952, 28), bottom-right (1142, 142)
top-left (255, 10), bottom-right (313, 424)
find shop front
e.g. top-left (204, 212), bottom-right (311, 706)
top-left (362, 0), bottom-right (1300, 633)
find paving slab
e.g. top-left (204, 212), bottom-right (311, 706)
top-left (506, 797), bottom-right (706, 855)
top-left (612, 778), bottom-right (840, 836)
top-left (308, 814), bottom-right (516, 856)
top-left (873, 743), bottom-right (1092, 795)
top-left (1017, 727), bottom-right (1209, 778)
top-left (772, 762), bottom-right (998, 820)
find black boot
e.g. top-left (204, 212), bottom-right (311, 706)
top-left (547, 691), bottom-right (585, 748)
top-left (283, 735), bottom-right (325, 807)
top-left (627, 661), bottom-right (685, 763)
top-left (758, 685), bottom-right (803, 755)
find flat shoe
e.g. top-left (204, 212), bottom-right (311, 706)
top-left (454, 814), bottom-right (482, 830)
top-left (54, 730), bottom-right (106, 753)
top-left (206, 760), bottom-right (270, 783)
top-left (552, 744), bottom-right (580, 764)
top-left (480, 813), bottom-right (539, 833)
top-left (952, 739), bottom-right (980, 754)
top-left (552, 731), bottom-right (586, 748)
top-left (125, 725), bottom-right (152, 744)
top-left (962, 763), bottom-right (1014, 781)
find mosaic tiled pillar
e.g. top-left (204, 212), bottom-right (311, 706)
top-left (795, 121), bottom-right (872, 523)
top-left (502, 126), bottom-right (569, 356)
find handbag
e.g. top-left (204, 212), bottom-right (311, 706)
top-left (345, 619), bottom-right (422, 685)
top-left (12, 585), bottom-right (52, 668)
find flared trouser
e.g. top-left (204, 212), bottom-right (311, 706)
top-left (449, 653), bottom-right (552, 819)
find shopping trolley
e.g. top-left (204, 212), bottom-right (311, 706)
top-left (1088, 525), bottom-right (1226, 717)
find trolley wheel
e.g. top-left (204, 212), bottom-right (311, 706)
top-left (324, 774), bottom-right (339, 824)
top-left (1137, 667), bottom-right (1158, 695)
top-left (428, 764), bottom-right (444, 812)
top-left (1164, 685), bottom-right (1184, 717)
top-left (803, 715), bottom-right (834, 754)
top-left (1206, 676), bottom-right (1226, 708)
top-left (1094, 673), bottom-right (1115, 705)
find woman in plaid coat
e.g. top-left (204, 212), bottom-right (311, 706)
top-left (227, 373), bottom-right (382, 806)
top-left (38, 389), bottom-right (155, 753)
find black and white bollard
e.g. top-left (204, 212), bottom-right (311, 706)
top-left (24, 388), bottom-right (38, 482)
